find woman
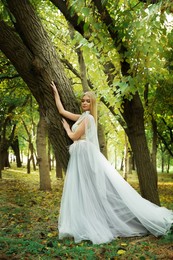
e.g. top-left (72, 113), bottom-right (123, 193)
top-left (51, 81), bottom-right (173, 245)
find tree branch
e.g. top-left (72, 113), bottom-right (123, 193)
top-left (157, 130), bottom-right (173, 157)
top-left (92, 0), bottom-right (118, 40)
top-left (50, 0), bottom-right (85, 35)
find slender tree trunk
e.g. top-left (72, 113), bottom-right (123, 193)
top-left (48, 140), bottom-right (51, 171)
top-left (76, 48), bottom-right (89, 92)
top-left (36, 110), bottom-right (51, 191)
top-left (29, 143), bottom-right (36, 171)
top-left (127, 149), bottom-right (133, 175)
top-left (161, 153), bottom-right (164, 173)
top-left (0, 121), bottom-right (16, 171)
top-left (166, 155), bottom-right (170, 173)
top-left (27, 146), bottom-right (31, 174)
top-left (120, 154), bottom-right (124, 171)
top-left (27, 159), bottom-right (31, 174)
top-left (151, 117), bottom-right (157, 172)
top-left (4, 151), bottom-right (10, 168)
top-left (98, 123), bottom-right (108, 158)
top-left (132, 155), bottom-right (135, 171)
top-left (55, 152), bottom-right (63, 178)
top-left (114, 149), bottom-right (117, 169)
top-left (11, 136), bottom-right (22, 167)
top-left (123, 133), bottom-right (128, 180)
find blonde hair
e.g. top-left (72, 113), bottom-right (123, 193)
top-left (82, 91), bottom-right (97, 123)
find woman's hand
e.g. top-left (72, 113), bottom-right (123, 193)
top-left (51, 81), bottom-right (80, 122)
top-left (62, 118), bottom-right (70, 133)
top-left (51, 81), bottom-right (59, 96)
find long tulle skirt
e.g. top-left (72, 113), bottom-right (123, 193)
top-left (58, 140), bottom-right (173, 244)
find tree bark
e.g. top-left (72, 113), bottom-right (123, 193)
top-left (151, 117), bottom-right (158, 172)
top-left (166, 155), bottom-right (170, 173)
top-left (0, 0), bottom-right (80, 169)
top-left (36, 110), bottom-right (51, 191)
top-left (127, 149), bottom-right (133, 175)
top-left (22, 119), bottom-right (36, 172)
top-left (11, 136), bottom-right (22, 167)
top-left (0, 125), bottom-right (16, 170)
top-left (123, 133), bottom-right (128, 180)
top-left (29, 142), bottom-right (36, 171)
top-left (122, 93), bottom-right (160, 204)
top-left (54, 152), bottom-right (63, 179)
top-left (76, 48), bottom-right (89, 92)
top-left (98, 122), bottom-right (108, 158)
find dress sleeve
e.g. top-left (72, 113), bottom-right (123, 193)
top-left (85, 114), bottom-right (100, 150)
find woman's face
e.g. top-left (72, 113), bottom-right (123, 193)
top-left (81, 95), bottom-right (91, 111)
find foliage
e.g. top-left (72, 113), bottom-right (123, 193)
top-left (33, 0), bottom-right (173, 160)
top-left (0, 168), bottom-right (172, 259)
top-left (0, 72), bottom-right (39, 160)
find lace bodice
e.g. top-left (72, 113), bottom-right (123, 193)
top-left (71, 112), bottom-right (89, 140)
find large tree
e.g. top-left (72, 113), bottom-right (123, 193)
top-left (0, 0), bottom-right (79, 170)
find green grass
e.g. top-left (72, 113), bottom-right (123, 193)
top-left (0, 167), bottom-right (173, 259)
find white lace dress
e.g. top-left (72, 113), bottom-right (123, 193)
top-left (58, 111), bottom-right (173, 244)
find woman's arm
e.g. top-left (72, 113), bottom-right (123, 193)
top-left (62, 118), bottom-right (85, 141)
top-left (51, 81), bottom-right (80, 121)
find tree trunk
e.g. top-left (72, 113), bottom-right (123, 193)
top-left (161, 153), bottom-right (164, 173)
top-left (11, 136), bottom-right (22, 167)
top-left (166, 155), bottom-right (170, 173)
top-left (48, 140), bottom-right (52, 171)
top-left (36, 110), bottom-right (51, 191)
top-left (27, 150), bottom-right (31, 174)
top-left (29, 143), bottom-right (36, 171)
top-left (98, 123), bottom-right (108, 158)
top-left (120, 155), bottom-right (124, 171)
top-left (127, 149), bottom-right (133, 175)
top-left (123, 133), bottom-right (128, 180)
top-left (55, 152), bottom-right (63, 178)
top-left (4, 150), bottom-right (10, 168)
top-left (151, 117), bottom-right (157, 172)
top-left (0, 128), bottom-right (16, 170)
top-left (0, 0), bottom-right (79, 170)
top-left (122, 93), bottom-right (160, 205)
top-left (76, 48), bottom-right (89, 92)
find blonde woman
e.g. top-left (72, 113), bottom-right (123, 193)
top-left (51, 81), bottom-right (173, 245)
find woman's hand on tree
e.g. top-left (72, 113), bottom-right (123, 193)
top-left (51, 81), bottom-right (59, 96)
top-left (62, 118), bottom-right (70, 132)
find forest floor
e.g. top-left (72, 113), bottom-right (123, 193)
top-left (0, 167), bottom-right (173, 260)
